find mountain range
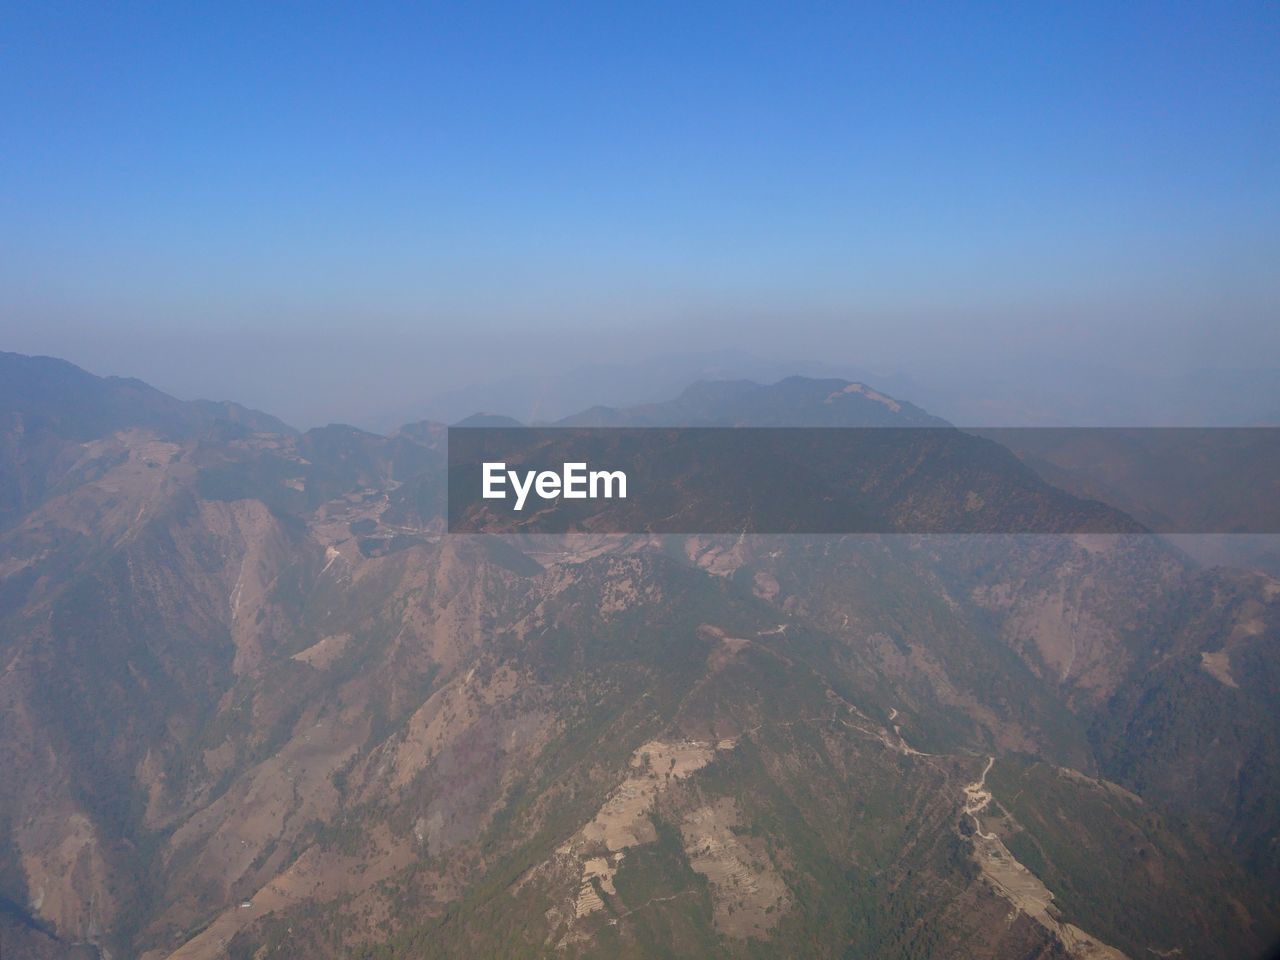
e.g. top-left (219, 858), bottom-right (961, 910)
top-left (1, 352), bottom-right (1277, 959)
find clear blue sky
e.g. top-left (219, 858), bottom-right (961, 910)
top-left (2, 2), bottom-right (1277, 425)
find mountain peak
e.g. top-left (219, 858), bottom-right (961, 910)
top-left (0, 350), bottom-right (294, 438)
top-left (557, 375), bottom-right (945, 427)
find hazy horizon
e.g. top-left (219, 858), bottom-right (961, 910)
top-left (4, 2), bottom-right (1278, 427)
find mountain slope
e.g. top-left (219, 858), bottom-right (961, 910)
top-left (0, 352), bottom-right (293, 531)
top-left (0, 355), bottom-right (1276, 959)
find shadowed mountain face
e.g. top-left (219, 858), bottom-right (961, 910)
top-left (1, 354), bottom-right (1277, 960)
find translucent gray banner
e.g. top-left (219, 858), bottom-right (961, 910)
top-left (447, 427), bottom-right (1280, 534)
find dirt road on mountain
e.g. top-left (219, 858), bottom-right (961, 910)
top-left (962, 758), bottom-right (1128, 960)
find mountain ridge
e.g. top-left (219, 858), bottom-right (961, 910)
top-left (0, 351), bottom-right (1277, 959)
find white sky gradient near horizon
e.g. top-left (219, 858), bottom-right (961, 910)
top-left (2, 3), bottom-right (1277, 429)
